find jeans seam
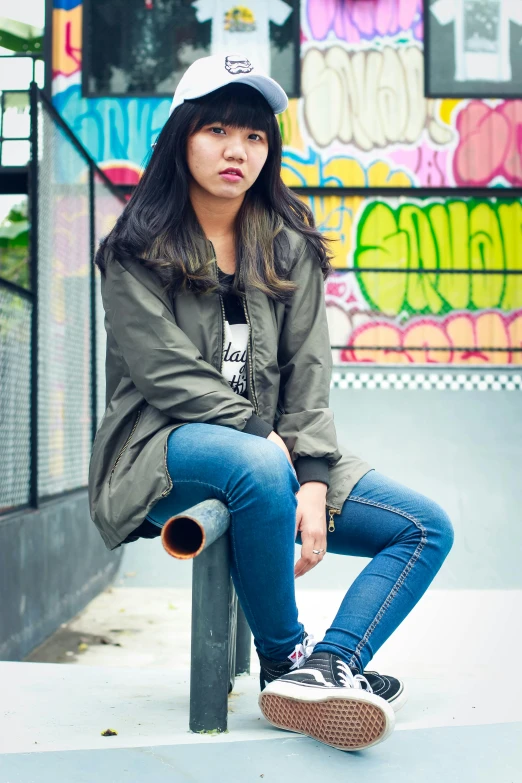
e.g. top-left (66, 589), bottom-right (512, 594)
top-left (167, 477), bottom-right (264, 644)
top-left (344, 494), bottom-right (428, 672)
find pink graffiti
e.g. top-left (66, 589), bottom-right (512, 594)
top-left (64, 21), bottom-right (81, 70)
top-left (306, 0), bottom-right (423, 43)
top-left (326, 278), bottom-right (359, 304)
top-left (340, 310), bottom-right (522, 365)
top-left (454, 101), bottom-right (522, 187)
top-left (389, 146), bottom-right (449, 187)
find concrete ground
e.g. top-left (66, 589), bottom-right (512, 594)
top-left (2, 377), bottom-right (522, 780)
top-left (1, 578), bottom-right (521, 781)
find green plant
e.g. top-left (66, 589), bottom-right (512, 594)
top-left (0, 198), bottom-right (30, 289)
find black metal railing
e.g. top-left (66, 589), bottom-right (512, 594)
top-left (0, 80), bottom-right (126, 515)
top-left (0, 54), bottom-right (43, 168)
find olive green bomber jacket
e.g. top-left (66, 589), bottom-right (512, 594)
top-left (87, 226), bottom-right (372, 550)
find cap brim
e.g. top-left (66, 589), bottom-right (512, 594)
top-left (229, 74), bottom-right (288, 114)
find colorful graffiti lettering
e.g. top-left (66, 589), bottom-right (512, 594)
top-left (302, 46), bottom-right (453, 150)
top-left (49, 0), bottom-right (522, 369)
top-left (336, 310), bottom-right (522, 365)
top-left (388, 145), bottom-right (449, 188)
top-left (306, 0), bottom-right (423, 43)
top-left (282, 147), bottom-right (413, 188)
top-left (53, 85), bottom-right (169, 184)
top-left (301, 194), bottom-right (357, 269)
top-left (454, 101), bottom-right (522, 187)
top-left (354, 200), bottom-right (522, 315)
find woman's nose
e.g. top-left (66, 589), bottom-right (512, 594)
top-left (224, 138), bottom-right (246, 161)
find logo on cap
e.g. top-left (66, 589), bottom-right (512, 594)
top-left (224, 55), bottom-right (254, 75)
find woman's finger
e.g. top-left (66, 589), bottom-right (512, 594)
top-left (294, 534), bottom-right (326, 578)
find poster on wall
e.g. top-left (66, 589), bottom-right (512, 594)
top-left (83, 0), bottom-right (299, 99)
top-left (425, 0), bottom-right (522, 97)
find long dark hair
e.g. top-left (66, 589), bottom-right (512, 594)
top-left (95, 82), bottom-right (334, 304)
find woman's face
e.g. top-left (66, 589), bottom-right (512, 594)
top-left (186, 122), bottom-right (269, 200)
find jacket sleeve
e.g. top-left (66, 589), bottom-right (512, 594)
top-left (276, 237), bottom-right (342, 488)
top-left (103, 257), bottom-right (272, 437)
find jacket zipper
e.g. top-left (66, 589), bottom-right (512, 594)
top-left (160, 426), bottom-right (176, 497)
top-left (209, 249), bottom-right (227, 377)
top-left (109, 408), bottom-right (142, 486)
top-left (240, 295), bottom-right (259, 414)
top-left (327, 506), bottom-right (341, 532)
top-left (219, 292), bottom-right (226, 375)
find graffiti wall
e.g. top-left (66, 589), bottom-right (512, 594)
top-left (52, 0), bottom-right (522, 365)
top-left (312, 195), bottom-right (522, 365)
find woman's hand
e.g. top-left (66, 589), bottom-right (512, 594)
top-left (294, 482), bottom-right (328, 579)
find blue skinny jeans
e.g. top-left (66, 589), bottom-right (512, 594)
top-left (145, 423), bottom-right (455, 674)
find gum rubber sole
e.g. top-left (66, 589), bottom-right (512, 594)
top-left (259, 692), bottom-right (393, 751)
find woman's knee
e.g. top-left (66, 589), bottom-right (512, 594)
top-left (237, 435), bottom-right (298, 492)
top-left (424, 498), bottom-right (455, 555)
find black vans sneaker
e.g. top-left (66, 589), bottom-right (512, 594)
top-left (258, 651), bottom-right (396, 751)
top-left (257, 632), bottom-right (317, 691)
top-left (358, 668), bottom-right (407, 713)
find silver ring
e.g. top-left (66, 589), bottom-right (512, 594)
top-left (313, 549), bottom-right (325, 555)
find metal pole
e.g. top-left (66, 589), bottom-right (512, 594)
top-left (189, 533), bottom-right (233, 733)
top-left (227, 585), bottom-right (238, 693)
top-left (28, 81), bottom-right (39, 508)
top-left (43, 0), bottom-right (53, 102)
top-left (89, 164), bottom-right (97, 444)
top-left (235, 602), bottom-right (252, 676)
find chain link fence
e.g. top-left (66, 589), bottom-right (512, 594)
top-left (0, 286), bottom-right (32, 510)
top-left (36, 102), bottom-right (92, 498)
top-left (0, 83), bottom-right (125, 514)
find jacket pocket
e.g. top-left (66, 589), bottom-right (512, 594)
top-left (108, 407), bottom-right (143, 486)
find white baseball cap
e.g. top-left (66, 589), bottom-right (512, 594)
top-left (169, 53), bottom-right (289, 117)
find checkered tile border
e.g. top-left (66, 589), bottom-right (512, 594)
top-left (331, 369), bottom-right (522, 391)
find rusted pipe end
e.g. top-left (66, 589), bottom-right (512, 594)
top-left (161, 515), bottom-right (206, 559)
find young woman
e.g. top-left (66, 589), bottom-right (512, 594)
top-left (88, 53), bottom-right (454, 753)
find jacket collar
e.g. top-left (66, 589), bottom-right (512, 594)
top-left (207, 236), bottom-right (248, 292)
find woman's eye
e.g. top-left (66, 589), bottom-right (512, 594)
top-left (209, 127), bottom-right (262, 141)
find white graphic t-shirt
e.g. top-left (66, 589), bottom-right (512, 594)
top-left (218, 270), bottom-right (249, 398)
top-left (431, 0), bottom-right (522, 82)
top-left (192, 0), bottom-right (293, 74)
top-left (222, 318), bottom-right (249, 396)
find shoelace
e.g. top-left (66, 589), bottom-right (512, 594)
top-left (288, 633), bottom-right (317, 671)
top-left (336, 659), bottom-right (374, 693)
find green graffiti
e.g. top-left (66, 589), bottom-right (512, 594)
top-left (354, 200), bottom-right (522, 315)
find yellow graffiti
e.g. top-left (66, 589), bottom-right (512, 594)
top-left (355, 200), bottom-right (522, 315)
top-left (279, 98), bottom-right (306, 151)
top-left (53, 5), bottom-right (83, 77)
top-left (282, 150), bottom-right (411, 189)
top-left (438, 99), bottom-right (462, 126)
top-left (298, 194), bottom-right (358, 268)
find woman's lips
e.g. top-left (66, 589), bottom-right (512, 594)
top-left (219, 172), bottom-right (243, 182)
